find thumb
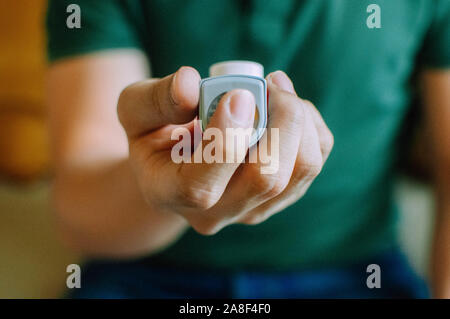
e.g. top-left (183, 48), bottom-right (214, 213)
top-left (177, 89), bottom-right (255, 209)
top-left (118, 66), bottom-right (200, 139)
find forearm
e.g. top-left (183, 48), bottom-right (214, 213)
top-left (53, 157), bottom-right (188, 259)
top-left (421, 69), bottom-right (450, 298)
top-left (46, 51), bottom-right (188, 258)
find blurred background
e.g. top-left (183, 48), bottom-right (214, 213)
top-left (0, 1), bottom-right (435, 298)
top-left (0, 1), bottom-right (79, 298)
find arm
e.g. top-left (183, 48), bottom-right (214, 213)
top-left (422, 69), bottom-right (450, 298)
top-left (48, 50), bottom-right (332, 259)
top-left (47, 50), bottom-right (188, 258)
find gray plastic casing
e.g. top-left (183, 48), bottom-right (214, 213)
top-left (199, 75), bottom-right (267, 147)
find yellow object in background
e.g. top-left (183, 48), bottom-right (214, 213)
top-left (0, 106), bottom-right (49, 180)
top-left (0, 0), bottom-right (49, 181)
top-left (0, 2), bottom-right (79, 299)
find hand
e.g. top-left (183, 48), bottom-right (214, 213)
top-left (117, 67), bottom-right (333, 235)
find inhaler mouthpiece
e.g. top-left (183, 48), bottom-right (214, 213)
top-left (209, 61), bottom-right (264, 78)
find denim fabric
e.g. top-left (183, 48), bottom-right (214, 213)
top-left (68, 248), bottom-right (429, 299)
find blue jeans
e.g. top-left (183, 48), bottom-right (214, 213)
top-left (68, 248), bottom-right (429, 298)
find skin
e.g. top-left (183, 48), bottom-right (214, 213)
top-left (422, 69), bottom-right (450, 299)
top-left (47, 49), bottom-right (449, 297)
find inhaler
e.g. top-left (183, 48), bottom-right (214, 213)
top-left (199, 61), bottom-right (267, 147)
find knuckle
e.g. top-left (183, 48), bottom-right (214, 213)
top-left (190, 219), bottom-right (222, 236)
top-left (176, 182), bottom-right (219, 210)
top-left (269, 178), bottom-right (290, 197)
top-left (250, 172), bottom-right (289, 199)
top-left (323, 131), bottom-right (335, 154)
top-left (302, 161), bottom-right (323, 179)
top-left (302, 99), bottom-right (314, 108)
top-left (296, 157), bottom-right (323, 181)
top-left (302, 99), bottom-right (318, 115)
top-left (291, 168), bottom-right (306, 186)
top-left (290, 107), bottom-right (306, 127)
top-left (277, 95), bottom-right (305, 123)
top-left (241, 214), bottom-right (266, 225)
top-left (309, 164), bottom-right (322, 178)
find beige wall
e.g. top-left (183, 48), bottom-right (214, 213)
top-left (0, 182), bottom-right (79, 298)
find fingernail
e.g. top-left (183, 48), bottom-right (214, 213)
top-left (173, 66), bottom-right (201, 107)
top-left (268, 71), bottom-right (295, 93)
top-left (227, 90), bottom-right (255, 126)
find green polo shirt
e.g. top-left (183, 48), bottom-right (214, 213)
top-left (47, 0), bottom-right (450, 271)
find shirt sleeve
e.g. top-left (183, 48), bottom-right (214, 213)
top-left (420, 0), bottom-right (450, 68)
top-left (46, 0), bottom-right (144, 62)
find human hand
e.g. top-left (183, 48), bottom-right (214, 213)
top-left (117, 67), bottom-right (333, 234)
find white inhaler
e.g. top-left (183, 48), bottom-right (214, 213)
top-left (199, 61), bottom-right (267, 147)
